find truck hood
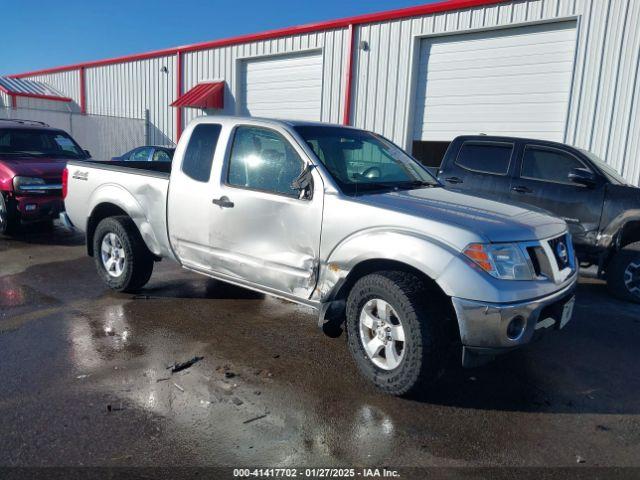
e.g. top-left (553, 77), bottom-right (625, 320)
top-left (0, 157), bottom-right (67, 179)
top-left (358, 187), bottom-right (567, 243)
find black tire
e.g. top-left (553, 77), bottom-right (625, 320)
top-left (93, 216), bottom-right (154, 292)
top-left (345, 271), bottom-right (450, 396)
top-left (607, 242), bottom-right (640, 304)
top-left (0, 193), bottom-right (18, 235)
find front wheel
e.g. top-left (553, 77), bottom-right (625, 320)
top-left (0, 194), bottom-right (18, 235)
top-left (93, 216), bottom-right (154, 292)
top-left (607, 242), bottom-right (640, 304)
top-left (345, 271), bottom-right (450, 396)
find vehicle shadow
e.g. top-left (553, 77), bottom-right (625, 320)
top-left (135, 277), bottom-right (265, 301)
top-left (1, 222), bottom-right (85, 247)
top-left (413, 277), bottom-right (640, 414)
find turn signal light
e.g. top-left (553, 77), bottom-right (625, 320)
top-left (463, 244), bottom-right (494, 273)
top-left (62, 167), bottom-right (68, 200)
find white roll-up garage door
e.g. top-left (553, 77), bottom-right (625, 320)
top-left (413, 21), bottom-right (577, 142)
top-left (239, 51), bottom-right (323, 121)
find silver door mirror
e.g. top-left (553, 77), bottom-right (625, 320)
top-left (291, 164), bottom-right (315, 200)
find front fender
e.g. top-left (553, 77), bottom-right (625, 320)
top-left (314, 227), bottom-right (578, 306)
top-left (598, 210), bottom-right (640, 249)
top-left (88, 183), bottom-right (164, 256)
top-left (314, 228), bottom-right (459, 303)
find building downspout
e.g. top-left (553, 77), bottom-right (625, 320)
top-left (342, 24), bottom-right (355, 126)
top-left (176, 51), bottom-right (183, 142)
top-left (10, 94), bottom-right (16, 109)
top-left (79, 67), bottom-right (86, 114)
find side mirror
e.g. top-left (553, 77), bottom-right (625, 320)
top-left (84, 149), bottom-right (92, 158)
top-left (291, 164), bottom-right (315, 200)
top-left (568, 167), bottom-right (596, 187)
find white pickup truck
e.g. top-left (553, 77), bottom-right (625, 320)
top-left (62, 116), bottom-right (577, 395)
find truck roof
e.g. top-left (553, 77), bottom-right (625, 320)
top-left (453, 134), bottom-right (576, 151)
top-left (0, 118), bottom-right (65, 133)
top-left (189, 115), bottom-right (359, 130)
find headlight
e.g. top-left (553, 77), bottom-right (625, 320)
top-left (13, 176), bottom-right (46, 193)
top-left (463, 243), bottom-right (534, 280)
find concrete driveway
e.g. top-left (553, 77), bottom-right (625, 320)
top-left (1, 224), bottom-right (639, 471)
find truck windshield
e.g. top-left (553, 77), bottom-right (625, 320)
top-left (579, 149), bottom-right (629, 185)
top-left (294, 126), bottom-right (438, 195)
top-left (0, 128), bottom-right (86, 159)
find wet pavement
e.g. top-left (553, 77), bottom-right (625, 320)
top-left (1, 223), bottom-right (639, 469)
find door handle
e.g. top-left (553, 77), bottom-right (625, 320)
top-left (444, 176), bottom-right (463, 184)
top-left (511, 186), bottom-right (533, 194)
top-left (212, 196), bottom-right (234, 208)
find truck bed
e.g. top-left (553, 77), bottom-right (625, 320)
top-left (79, 160), bottom-right (172, 177)
top-left (64, 159), bottom-right (174, 259)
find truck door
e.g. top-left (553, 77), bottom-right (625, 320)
top-left (439, 140), bottom-right (515, 204)
top-left (206, 125), bottom-right (323, 300)
top-left (509, 144), bottom-right (605, 246)
top-left (167, 123), bottom-right (224, 269)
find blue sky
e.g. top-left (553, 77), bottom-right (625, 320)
top-left (1, 0), bottom-right (435, 76)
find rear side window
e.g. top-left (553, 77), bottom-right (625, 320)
top-left (521, 146), bottom-right (586, 184)
top-left (182, 124), bottom-right (222, 182)
top-left (455, 142), bottom-right (513, 175)
top-left (130, 148), bottom-right (151, 161)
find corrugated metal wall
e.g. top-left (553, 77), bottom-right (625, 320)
top-left (351, 0), bottom-right (640, 184)
top-left (18, 0), bottom-right (640, 184)
top-left (182, 28), bottom-right (350, 126)
top-left (26, 70), bottom-right (81, 110)
top-left (85, 55), bottom-right (177, 145)
top-left (15, 97), bottom-right (72, 111)
top-left (0, 91), bottom-right (8, 108)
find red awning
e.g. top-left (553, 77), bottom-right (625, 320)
top-left (171, 81), bottom-right (224, 109)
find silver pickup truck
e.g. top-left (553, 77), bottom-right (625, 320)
top-left (62, 116), bottom-right (577, 395)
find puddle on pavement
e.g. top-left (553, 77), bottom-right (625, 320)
top-left (0, 278), bottom-right (60, 309)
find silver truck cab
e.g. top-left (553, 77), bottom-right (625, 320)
top-left (63, 116), bottom-right (578, 396)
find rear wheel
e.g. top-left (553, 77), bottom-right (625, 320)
top-left (345, 271), bottom-right (450, 396)
top-left (607, 242), bottom-right (640, 304)
top-left (93, 216), bottom-right (154, 292)
top-left (0, 194), bottom-right (18, 235)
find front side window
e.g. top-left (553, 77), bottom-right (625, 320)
top-left (0, 128), bottom-right (86, 159)
top-left (521, 146), bottom-right (586, 184)
top-left (294, 126), bottom-right (437, 195)
top-left (152, 149), bottom-right (173, 162)
top-left (455, 142), bottom-right (513, 175)
top-left (227, 126), bottom-right (304, 197)
top-left (182, 124), bottom-right (222, 182)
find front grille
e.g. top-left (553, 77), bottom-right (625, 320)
top-left (527, 245), bottom-right (554, 279)
top-left (548, 234), bottom-right (571, 270)
top-left (524, 234), bottom-right (574, 282)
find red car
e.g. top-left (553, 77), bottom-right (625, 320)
top-left (0, 119), bottom-right (89, 234)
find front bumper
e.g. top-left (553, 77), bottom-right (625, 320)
top-left (58, 211), bottom-right (76, 230)
top-left (15, 194), bottom-right (63, 223)
top-left (452, 279), bottom-right (577, 366)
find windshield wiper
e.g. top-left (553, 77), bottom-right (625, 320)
top-left (392, 180), bottom-right (439, 190)
top-left (0, 151), bottom-right (42, 157)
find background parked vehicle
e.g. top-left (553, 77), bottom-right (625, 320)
top-left (0, 119), bottom-right (89, 234)
top-left (62, 117), bottom-right (577, 396)
top-left (437, 135), bottom-right (640, 303)
top-left (111, 146), bottom-right (175, 162)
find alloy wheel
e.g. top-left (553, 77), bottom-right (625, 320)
top-left (624, 261), bottom-right (640, 297)
top-left (101, 232), bottom-right (126, 278)
top-left (359, 298), bottom-right (406, 370)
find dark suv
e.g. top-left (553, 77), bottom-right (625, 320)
top-left (438, 135), bottom-right (640, 303)
top-left (0, 119), bottom-right (89, 234)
